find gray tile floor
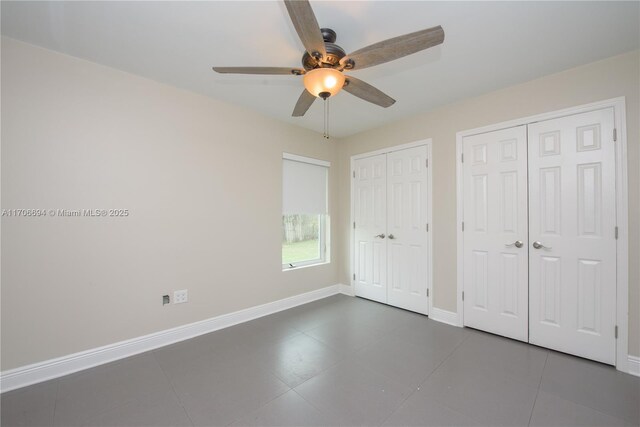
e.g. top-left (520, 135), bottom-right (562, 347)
top-left (2, 295), bottom-right (639, 426)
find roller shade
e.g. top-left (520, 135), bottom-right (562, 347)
top-left (283, 154), bottom-right (329, 214)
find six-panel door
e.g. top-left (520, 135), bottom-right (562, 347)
top-left (462, 126), bottom-right (530, 341)
top-left (528, 108), bottom-right (617, 365)
top-left (461, 108), bottom-right (618, 365)
top-left (353, 154), bottom-right (388, 303)
top-left (353, 146), bottom-right (430, 314)
top-left (386, 146), bottom-right (429, 314)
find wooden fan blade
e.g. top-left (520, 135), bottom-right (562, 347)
top-left (284, 0), bottom-right (326, 60)
top-left (212, 67), bottom-right (305, 75)
top-left (343, 76), bottom-right (396, 108)
top-left (341, 25), bottom-right (444, 70)
top-left (292, 90), bottom-right (316, 117)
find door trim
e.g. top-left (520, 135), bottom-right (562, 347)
top-left (455, 97), bottom-right (629, 373)
top-left (350, 139), bottom-right (433, 315)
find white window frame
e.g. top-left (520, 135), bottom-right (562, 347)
top-left (282, 214), bottom-right (327, 270)
top-left (282, 153), bottom-right (330, 270)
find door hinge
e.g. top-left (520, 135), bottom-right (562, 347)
top-left (426, 288), bottom-right (430, 297)
top-left (613, 128), bottom-right (617, 142)
top-left (462, 291), bottom-right (465, 301)
top-left (353, 170), bottom-right (356, 178)
top-left (426, 223), bottom-right (429, 232)
top-left (353, 273), bottom-right (356, 281)
top-left (353, 221), bottom-right (356, 229)
top-left (615, 325), bottom-right (618, 339)
top-left (462, 221), bottom-right (465, 232)
top-left (615, 226), bottom-right (618, 239)
top-left (426, 159), bottom-right (429, 168)
top-left (461, 153), bottom-right (464, 163)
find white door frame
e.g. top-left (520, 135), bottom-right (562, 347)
top-left (350, 139), bottom-right (433, 315)
top-left (456, 97), bottom-right (629, 373)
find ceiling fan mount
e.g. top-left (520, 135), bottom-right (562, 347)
top-left (320, 28), bottom-right (337, 44)
top-left (301, 28), bottom-right (346, 70)
top-left (212, 0), bottom-right (444, 118)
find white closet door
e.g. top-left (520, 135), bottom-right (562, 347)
top-left (463, 126), bottom-right (529, 341)
top-left (386, 146), bottom-right (429, 314)
top-left (353, 154), bottom-right (387, 303)
top-left (528, 108), bottom-right (617, 365)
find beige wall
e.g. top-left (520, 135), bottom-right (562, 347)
top-left (337, 50), bottom-right (640, 357)
top-left (1, 38), bottom-right (340, 371)
top-left (2, 37), bottom-right (638, 372)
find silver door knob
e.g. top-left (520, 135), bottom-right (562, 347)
top-left (388, 234), bottom-right (395, 239)
top-left (505, 240), bottom-right (524, 248)
top-left (532, 241), bottom-right (552, 250)
top-left (375, 234), bottom-right (386, 239)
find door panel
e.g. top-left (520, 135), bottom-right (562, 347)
top-left (463, 126), bottom-right (529, 341)
top-left (353, 154), bottom-right (387, 303)
top-left (528, 108), bottom-right (616, 365)
top-left (386, 146), bottom-right (429, 314)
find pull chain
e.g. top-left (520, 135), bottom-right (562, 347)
top-left (323, 98), bottom-right (327, 139)
top-left (319, 91), bottom-right (330, 140)
top-left (323, 97), bottom-right (330, 139)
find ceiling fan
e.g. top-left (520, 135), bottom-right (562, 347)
top-left (213, 0), bottom-right (444, 119)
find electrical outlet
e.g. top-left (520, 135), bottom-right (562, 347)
top-left (174, 289), bottom-right (188, 304)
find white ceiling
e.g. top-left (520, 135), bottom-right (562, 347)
top-left (2, 1), bottom-right (639, 137)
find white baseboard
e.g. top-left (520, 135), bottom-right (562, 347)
top-left (429, 307), bottom-right (459, 327)
top-left (0, 284), bottom-right (341, 393)
top-left (628, 355), bottom-right (640, 377)
top-left (339, 283), bottom-right (354, 296)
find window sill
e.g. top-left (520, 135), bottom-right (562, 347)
top-left (282, 261), bottom-right (330, 272)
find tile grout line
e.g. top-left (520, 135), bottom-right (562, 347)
top-left (53, 376), bottom-right (124, 425)
top-left (282, 318), bottom-right (401, 393)
top-left (288, 310), bottom-right (422, 425)
top-left (415, 327), bottom-right (474, 388)
top-left (51, 379), bottom-right (61, 426)
top-left (378, 328), bottom-right (474, 426)
top-left (527, 351), bottom-right (549, 426)
top-left (290, 388), bottom-right (338, 423)
top-left (280, 331), bottom-right (351, 384)
top-left (157, 341), bottom-right (292, 426)
top-left (217, 324), bottom-right (336, 424)
top-left (283, 352), bottom-right (345, 390)
top-left (532, 363), bottom-right (639, 425)
top-left (302, 314), bottom-right (407, 356)
top-left (224, 386), bottom-right (293, 426)
top-left (150, 351), bottom-right (196, 427)
top-left (532, 385), bottom-right (638, 426)
top-left (50, 356), bottom-right (174, 427)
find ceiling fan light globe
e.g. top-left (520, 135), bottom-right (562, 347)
top-left (303, 68), bottom-right (345, 98)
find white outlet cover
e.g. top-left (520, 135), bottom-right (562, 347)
top-left (173, 289), bottom-right (188, 304)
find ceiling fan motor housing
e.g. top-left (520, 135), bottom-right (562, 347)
top-left (302, 28), bottom-right (346, 70)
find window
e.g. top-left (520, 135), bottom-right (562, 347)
top-left (282, 153), bottom-right (330, 269)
